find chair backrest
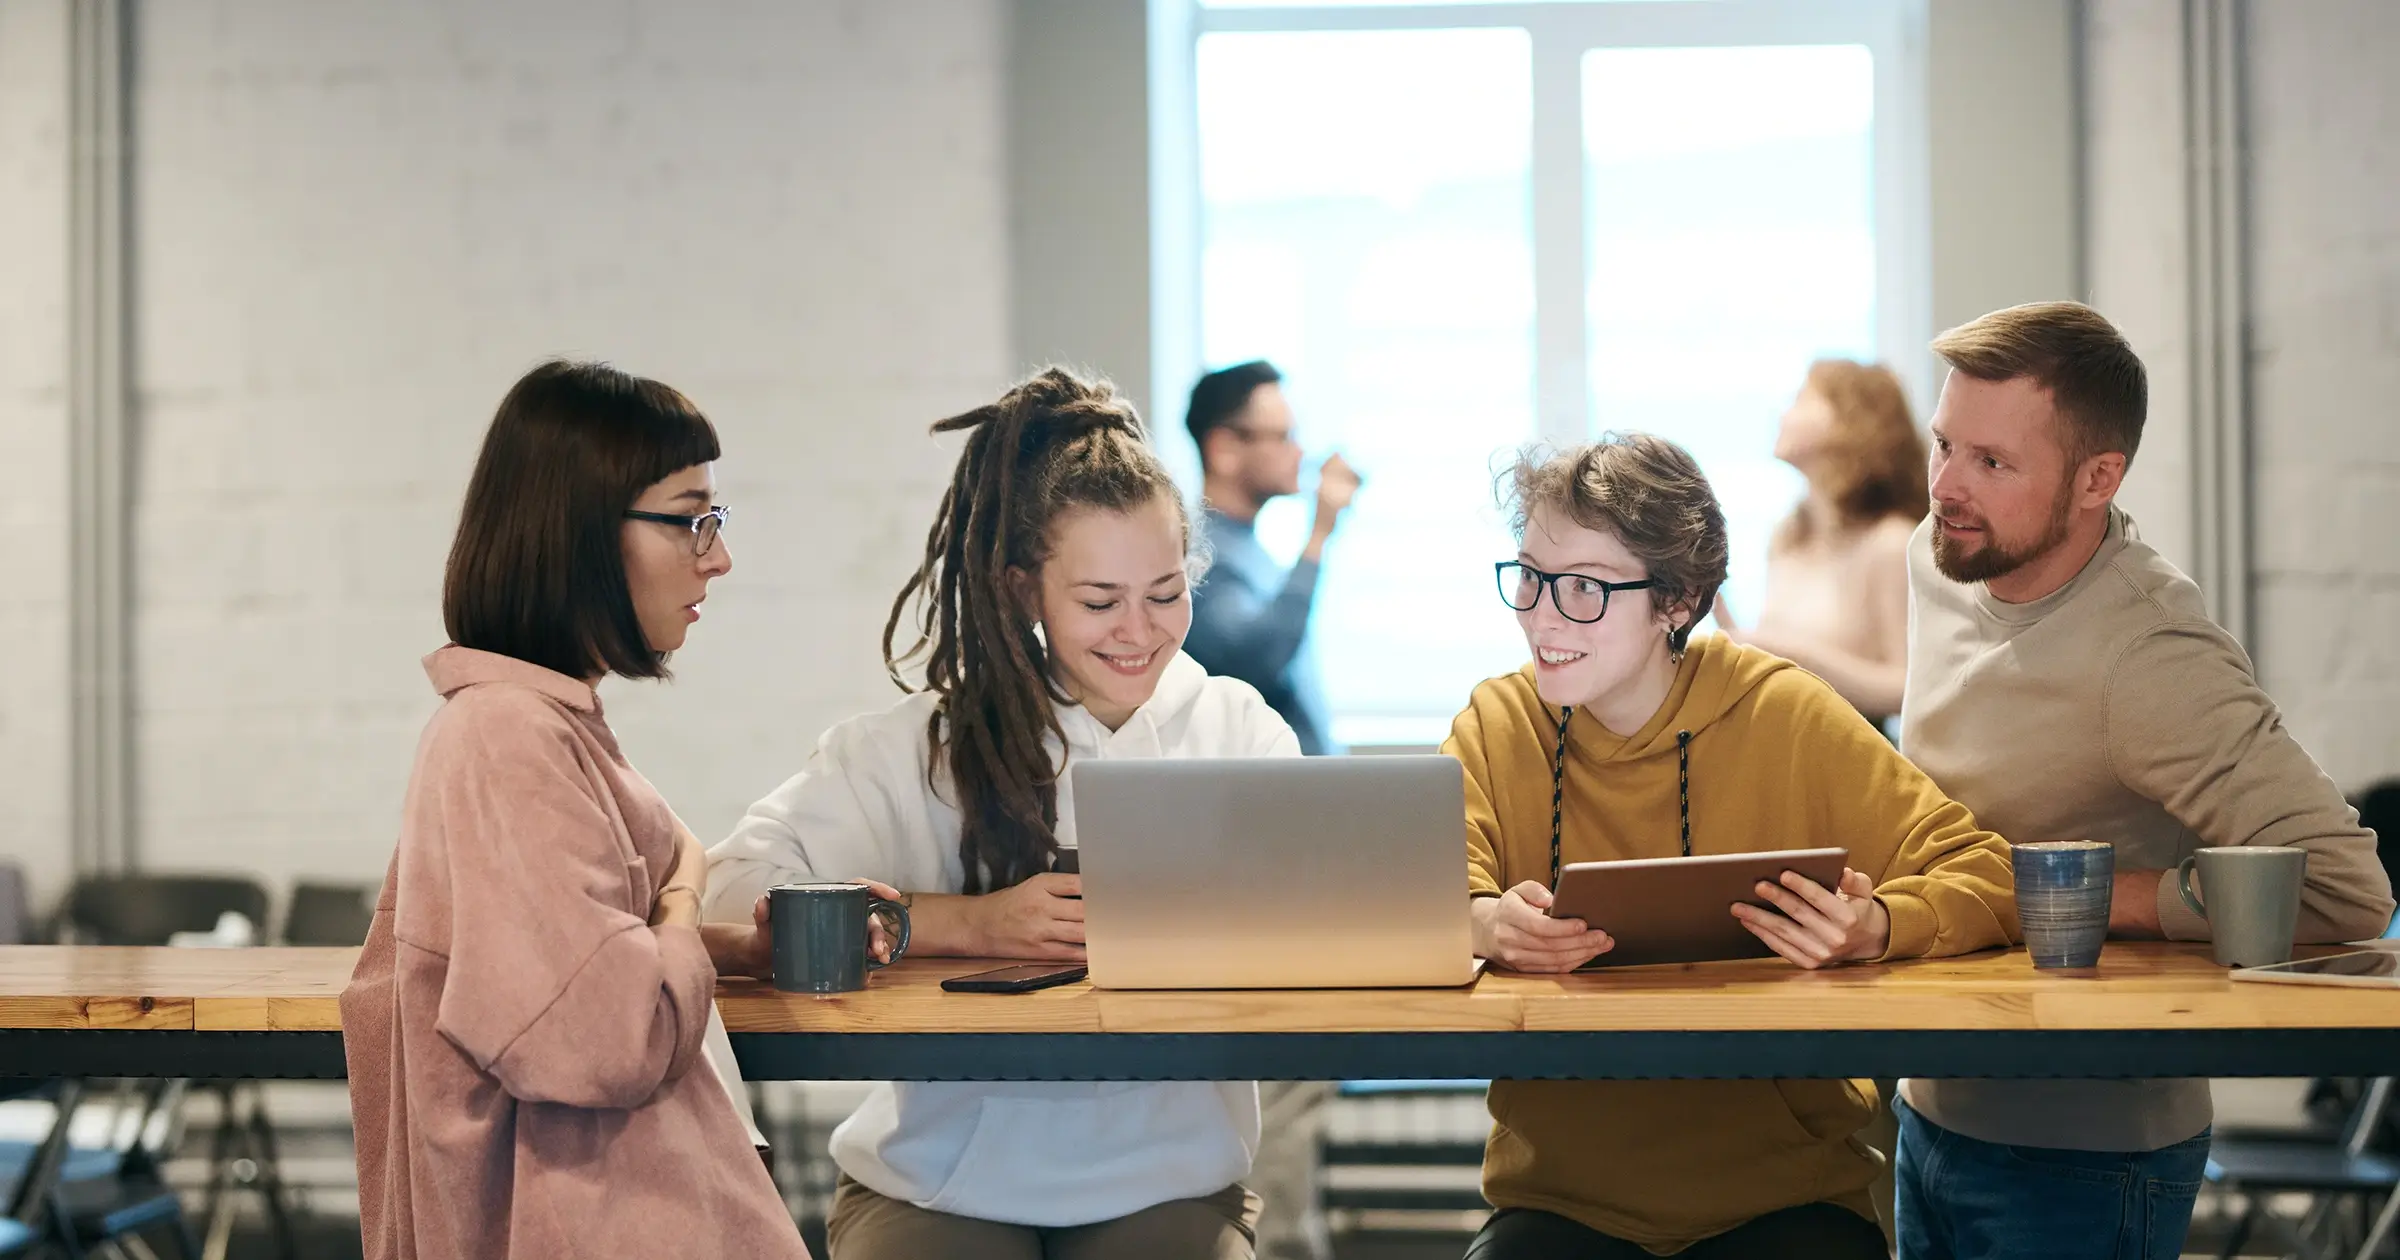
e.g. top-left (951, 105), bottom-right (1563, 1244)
top-left (281, 881), bottom-right (377, 946)
top-left (60, 873), bottom-right (272, 946)
top-left (0, 863), bottom-right (27, 945)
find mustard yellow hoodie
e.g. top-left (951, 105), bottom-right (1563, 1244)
top-left (1444, 638), bottom-right (2016, 1253)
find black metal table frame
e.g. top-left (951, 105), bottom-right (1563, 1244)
top-left (8, 1027), bottom-right (2400, 1081)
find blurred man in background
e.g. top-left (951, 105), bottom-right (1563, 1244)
top-left (1184, 361), bottom-right (1358, 759)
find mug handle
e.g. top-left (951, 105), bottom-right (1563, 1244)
top-left (866, 897), bottom-right (911, 970)
top-left (2176, 855), bottom-right (2206, 919)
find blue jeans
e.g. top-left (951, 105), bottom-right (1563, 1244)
top-left (1893, 1098), bottom-right (2210, 1260)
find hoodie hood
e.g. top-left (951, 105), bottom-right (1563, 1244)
top-left (1054, 650), bottom-right (1210, 760)
top-left (1527, 635), bottom-right (1796, 763)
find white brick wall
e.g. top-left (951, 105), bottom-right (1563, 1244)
top-left (118, 0), bottom-right (1009, 887)
top-left (2082, 0), bottom-right (2199, 575)
top-left (10, 0), bottom-right (2392, 918)
top-left (0, 0), bottom-right (76, 913)
top-left (2083, 0), bottom-right (2400, 792)
top-left (2242, 0), bottom-right (2400, 792)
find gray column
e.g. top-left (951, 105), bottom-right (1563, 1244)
top-left (67, 0), bottom-right (133, 872)
top-left (2180, 0), bottom-right (2252, 647)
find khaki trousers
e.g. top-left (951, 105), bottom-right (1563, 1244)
top-left (1250, 1081), bottom-right (1337, 1260)
top-left (826, 1174), bottom-right (1260, 1260)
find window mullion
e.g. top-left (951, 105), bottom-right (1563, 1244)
top-left (1530, 29), bottom-right (1588, 448)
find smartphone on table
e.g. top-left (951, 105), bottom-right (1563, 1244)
top-left (940, 963), bottom-right (1088, 994)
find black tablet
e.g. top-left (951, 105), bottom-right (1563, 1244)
top-left (1548, 847), bottom-right (1850, 968)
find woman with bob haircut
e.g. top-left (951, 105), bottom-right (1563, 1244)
top-left (341, 359), bottom-right (809, 1259)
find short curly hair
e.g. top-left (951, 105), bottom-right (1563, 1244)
top-left (1503, 433), bottom-right (1729, 655)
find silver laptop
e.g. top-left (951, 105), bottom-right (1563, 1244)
top-left (1068, 755), bottom-right (1478, 989)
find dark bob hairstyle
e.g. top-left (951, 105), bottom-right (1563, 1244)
top-left (441, 359), bottom-right (719, 681)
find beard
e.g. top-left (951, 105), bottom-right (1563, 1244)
top-left (1931, 479), bottom-right (2076, 584)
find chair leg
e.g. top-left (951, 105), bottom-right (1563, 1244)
top-left (2355, 1185), bottom-right (2400, 1260)
top-left (2219, 1195), bottom-right (2257, 1260)
top-left (196, 1083), bottom-right (240, 1254)
top-left (2301, 1194), bottom-right (2346, 1260)
top-left (45, 1187), bottom-right (88, 1260)
top-left (9, 1080), bottom-right (89, 1225)
top-left (239, 1090), bottom-right (300, 1260)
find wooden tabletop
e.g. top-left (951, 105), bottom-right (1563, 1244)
top-left (6, 942), bottom-right (2398, 1036)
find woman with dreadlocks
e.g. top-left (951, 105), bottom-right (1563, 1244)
top-left (707, 368), bottom-right (1293, 1258)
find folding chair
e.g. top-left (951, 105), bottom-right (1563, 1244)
top-left (2209, 1076), bottom-right (2400, 1260)
top-left (1, 1079), bottom-right (201, 1260)
top-left (0, 1079), bottom-right (86, 1255)
top-left (58, 876), bottom-right (269, 949)
top-left (0, 862), bottom-right (30, 946)
top-left (278, 883), bottom-right (374, 950)
top-left (57, 874), bottom-right (290, 1260)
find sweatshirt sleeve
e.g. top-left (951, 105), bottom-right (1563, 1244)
top-left (2106, 622), bottom-right (2396, 944)
top-left (1441, 686), bottom-right (1512, 900)
top-left (1779, 675), bottom-right (2017, 960)
top-left (705, 716), bottom-right (919, 923)
top-left (1185, 558), bottom-right (1323, 686)
top-left (427, 697), bottom-right (715, 1110)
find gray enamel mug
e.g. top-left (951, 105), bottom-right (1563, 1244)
top-left (2177, 847), bottom-right (2307, 968)
top-left (768, 882), bottom-right (910, 993)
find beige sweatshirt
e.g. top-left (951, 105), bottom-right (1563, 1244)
top-left (1897, 510), bottom-right (2394, 1152)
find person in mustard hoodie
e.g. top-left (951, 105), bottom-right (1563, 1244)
top-left (1450, 433), bottom-right (2017, 1260)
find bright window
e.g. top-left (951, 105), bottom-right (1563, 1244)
top-left (1197, 28), bottom-right (1536, 746)
top-left (1582, 43), bottom-right (1878, 621)
top-left (1179, 1), bottom-right (1925, 747)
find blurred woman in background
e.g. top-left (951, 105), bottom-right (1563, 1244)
top-left (1714, 360), bottom-right (1927, 724)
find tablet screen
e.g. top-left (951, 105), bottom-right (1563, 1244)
top-left (2246, 950), bottom-right (2400, 981)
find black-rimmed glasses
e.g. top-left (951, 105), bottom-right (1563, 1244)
top-left (626, 505), bottom-right (729, 558)
top-left (1495, 561), bottom-right (1653, 624)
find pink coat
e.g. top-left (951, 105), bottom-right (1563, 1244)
top-left (342, 646), bottom-right (807, 1259)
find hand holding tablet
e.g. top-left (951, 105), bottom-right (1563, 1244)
top-left (1732, 865), bottom-right (1889, 970)
top-left (1475, 881), bottom-right (1617, 972)
top-left (1539, 848), bottom-right (1862, 970)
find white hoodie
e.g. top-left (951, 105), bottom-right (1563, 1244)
top-left (704, 652), bottom-right (1299, 1227)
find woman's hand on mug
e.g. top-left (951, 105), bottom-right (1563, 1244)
top-left (848, 879), bottom-right (907, 963)
top-left (715, 879), bottom-right (906, 980)
top-left (1472, 881), bottom-right (1613, 972)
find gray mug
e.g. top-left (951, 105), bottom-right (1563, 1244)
top-left (2177, 846), bottom-right (2307, 968)
top-left (769, 882), bottom-right (910, 993)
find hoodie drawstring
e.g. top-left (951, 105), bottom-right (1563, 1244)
top-left (1547, 714), bottom-right (1694, 892)
top-left (1547, 706), bottom-right (1574, 890)
top-left (1675, 729), bottom-right (1692, 857)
